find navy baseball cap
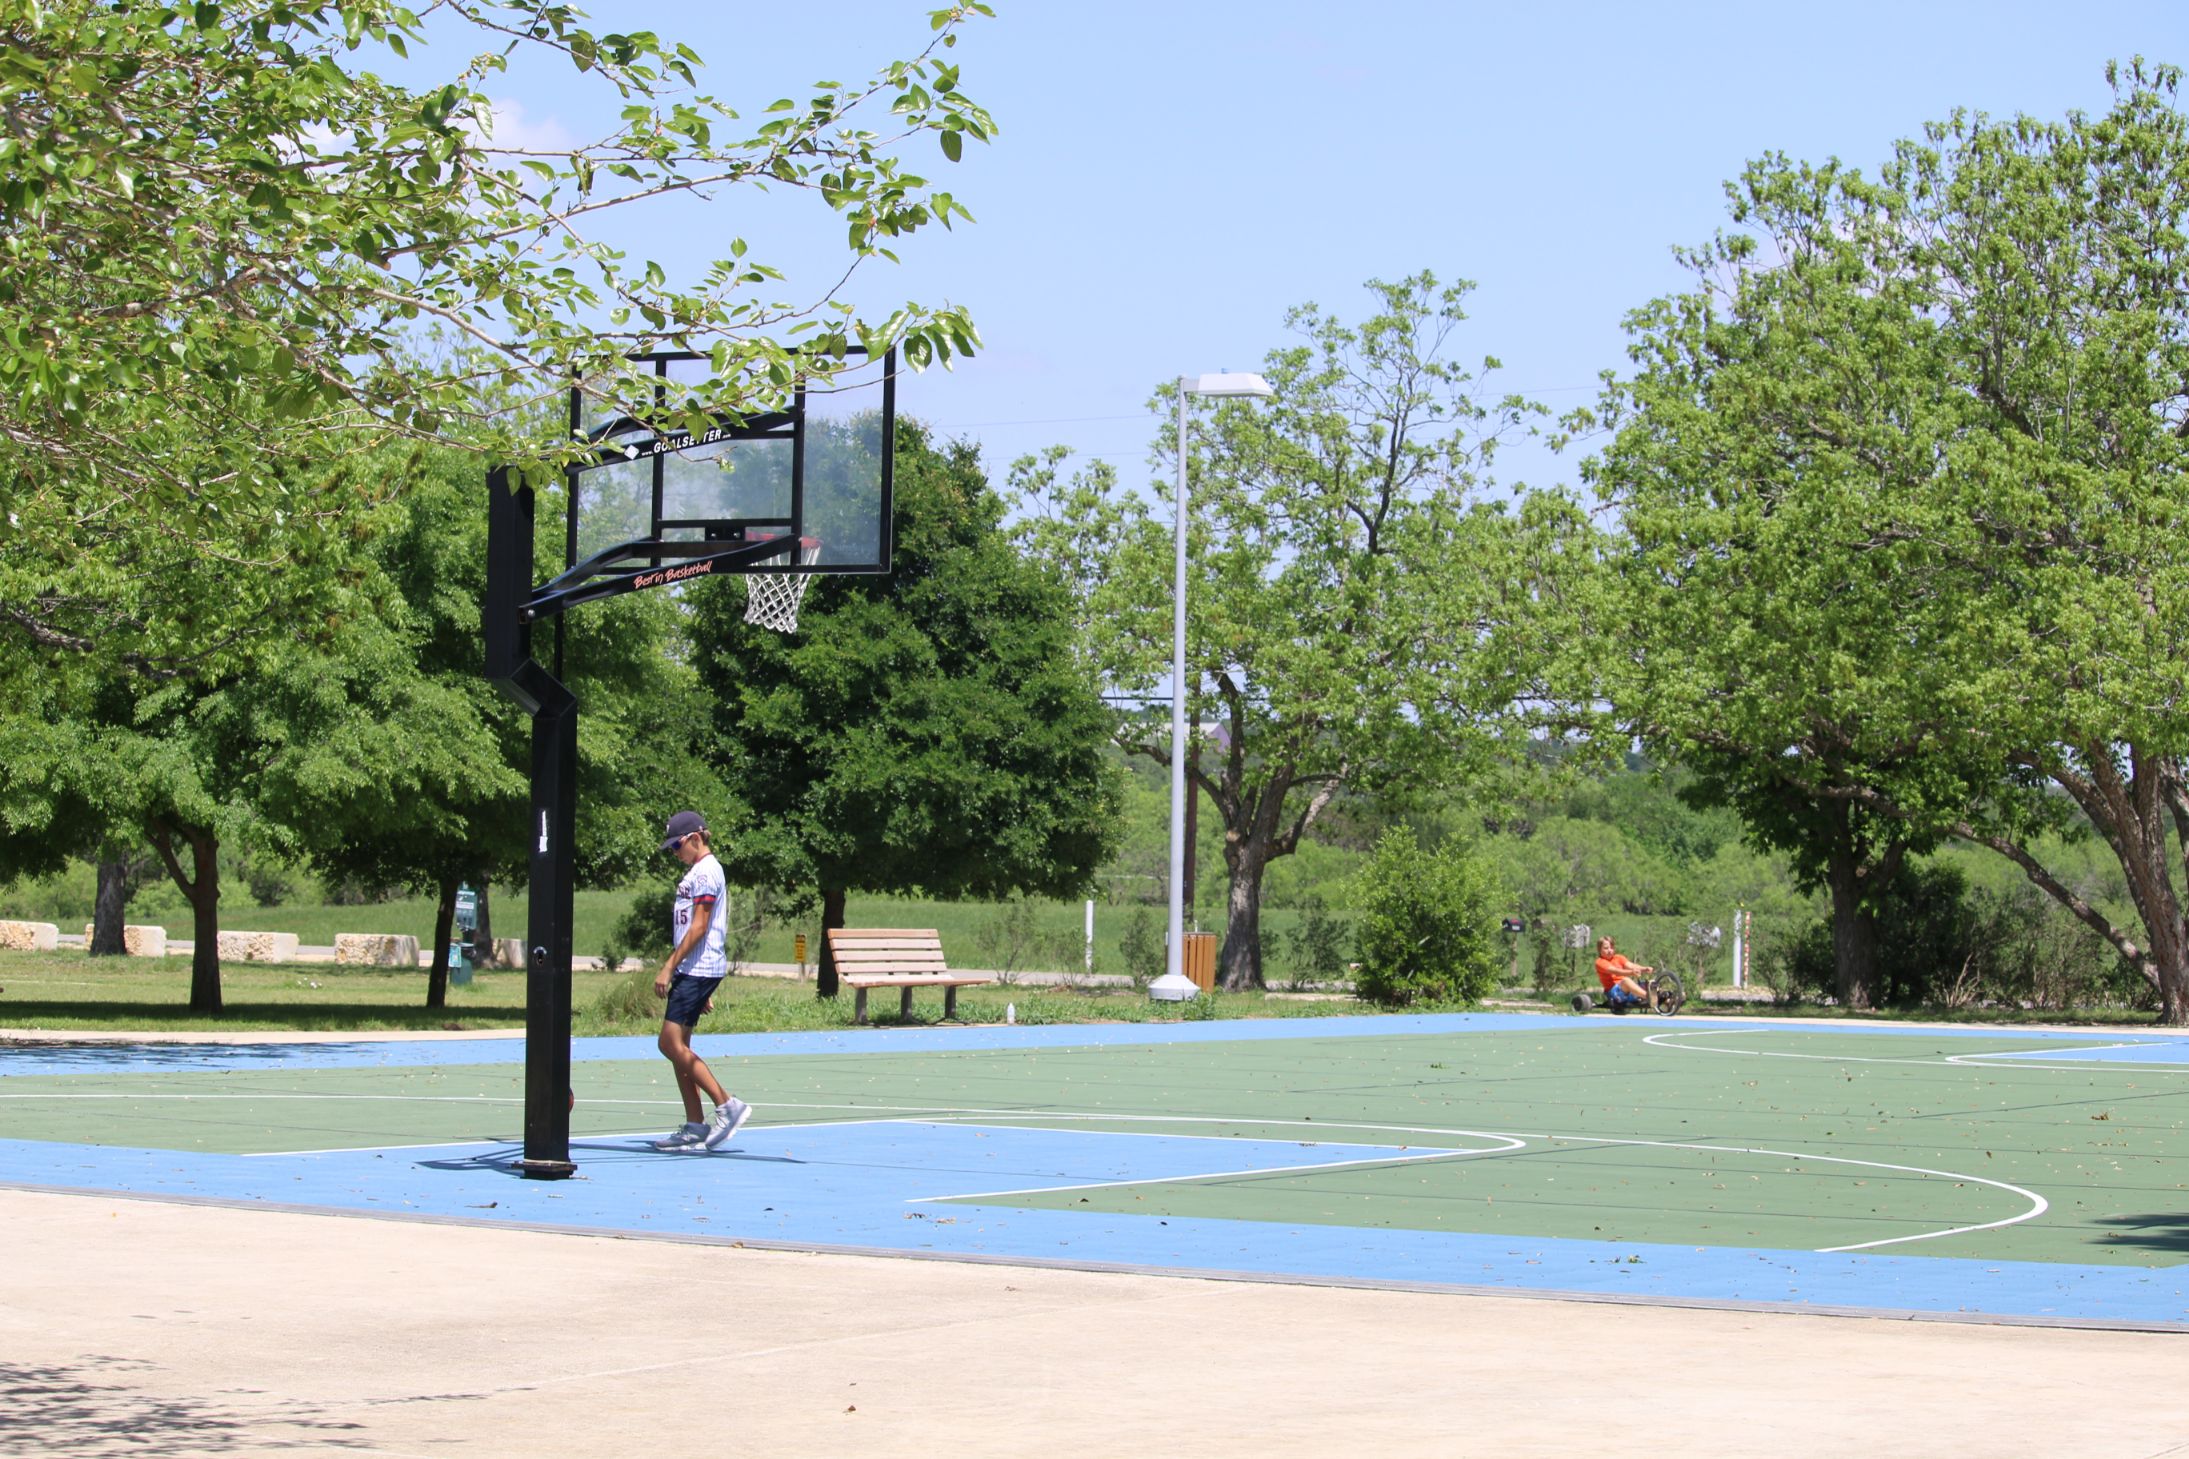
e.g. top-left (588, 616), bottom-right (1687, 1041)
top-left (660, 810), bottom-right (707, 852)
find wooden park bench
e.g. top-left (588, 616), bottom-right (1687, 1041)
top-left (827, 927), bottom-right (994, 1025)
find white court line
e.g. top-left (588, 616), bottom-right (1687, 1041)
top-left (1642, 1029), bottom-right (2186, 1070)
top-left (909, 1142), bottom-right (1514, 1206)
top-left (760, 1101), bottom-right (1551, 1143)
top-left (24, 1092), bottom-right (2053, 1254)
top-left (0, 1092), bottom-right (736, 1108)
top-left (866, 1106), bottom-right (2046, 1255)
top-left (1507, 1129), bottom-right (2051, 1254)
top-left (0, 1091), bottom-right (524, 1103)
top-left (1946, 1041), bottom-right (2179, 1068)
top-left (922, 1118), bottom-right (1522, 1151)
top-left (239, 1115), bottom-right (930, 1159)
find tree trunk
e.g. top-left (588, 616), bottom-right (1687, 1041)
top-left (427, 873), bottom-right (457, 1009)
top-left (149, 819), bottom-right (222, 1013)
top-left (817, 884), bottom-right (847, 998)
top-left (1822, 848), bottom-right (1879, 1011)
top-left (89, 854), bottom-right (147, 956)
top-left (1218, 843), bottom-right (1269, 991)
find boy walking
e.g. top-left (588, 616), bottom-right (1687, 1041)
top-left (651, 810), bottom-right (753, 1152)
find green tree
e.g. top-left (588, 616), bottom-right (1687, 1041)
top-left (1, 1), bottom-right (994, 689)
top-left (1015, 273), bottom-right (1580, 989)
top-left (1, 1), bottom-right (1001, 1005)
top-left (305, 435), bottom-right (700, 1004)
top-left (0, 580), bottom-right (509, 1010)
top-left (1593, 62), bottom-right (2189, 1020)
top-left (1589, 111), bottom-right (2060, 1009)
top-left (686, 422), bottom-right (1123, 996)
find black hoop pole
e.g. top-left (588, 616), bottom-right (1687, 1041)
top-left (520, 672), bottom-right (578, 1178)
top-left (485, 465), bottom-right (577, 1178)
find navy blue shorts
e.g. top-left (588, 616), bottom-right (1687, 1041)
top-left (663, 975), bottom-right (723, 1028)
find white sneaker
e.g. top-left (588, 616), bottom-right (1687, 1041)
top-left (654, 1122), bottom-right (705, 1152)
top-left (703, 1098), bottom-right (751, 1151)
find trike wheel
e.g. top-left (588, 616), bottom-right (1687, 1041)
top-left (1651, 972), bottom-right (1685, 1015)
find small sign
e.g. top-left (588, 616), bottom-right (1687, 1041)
top-left (794, 933), bottom-right (808, 968)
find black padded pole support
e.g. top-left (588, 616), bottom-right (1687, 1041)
top-left (484, 465), bottom-right (578, 1179)
top-left (519, 673), bottom-right (578, 1179)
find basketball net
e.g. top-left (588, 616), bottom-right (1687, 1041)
top-left (742, 537), bottom-right (822, 633)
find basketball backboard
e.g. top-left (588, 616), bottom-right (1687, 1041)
top-left (561, 346), bottom-right (894, 595)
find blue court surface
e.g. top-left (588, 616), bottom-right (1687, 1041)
top-left (6, 1012), bottom-right (2189, 1331)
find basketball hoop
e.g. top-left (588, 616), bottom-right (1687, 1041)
top-left (743, 537), bottom-right (822, 633)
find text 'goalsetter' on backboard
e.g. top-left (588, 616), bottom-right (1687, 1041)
top-left (563, 346), bottom-right (895, 595)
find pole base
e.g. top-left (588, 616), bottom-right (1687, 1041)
top-left (1147, 972), bottom-right (1201, 1003)
top-left (519, 1158), bottom-right (577, 1181)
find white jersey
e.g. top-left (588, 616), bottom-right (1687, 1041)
top-left (671, 852), bottom-right (729, 979)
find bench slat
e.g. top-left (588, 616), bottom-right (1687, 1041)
top-left (826, 928), bottom-right (997, 1025)
top-left (840, 973), bottom-right (991, 987)
top-left (827, 958), bottom-right (950, 971)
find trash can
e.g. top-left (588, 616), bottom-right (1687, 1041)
top-left (1182, 931), bottom-right (1218, 993)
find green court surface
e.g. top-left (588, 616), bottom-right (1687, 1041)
top-left (6, 1018), bottom-right (2187, 1278)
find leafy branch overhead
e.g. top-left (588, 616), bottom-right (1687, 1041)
top-left (0, 0), bottom-right (994, 500)
top-left (0, 0), bottom-right (995, 685)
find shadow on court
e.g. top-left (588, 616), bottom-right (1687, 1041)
top-left (0, 1036), bottom-right (400, 1071)
top-left (417, 1141), bottom-right (807, 1174)
top-left (0, 1002), bottom-right (529, 1039)
top-left (2092, 1213), bottom-right (2189, 1258)
top-left (0, 1359), bottom-right (370, 1456)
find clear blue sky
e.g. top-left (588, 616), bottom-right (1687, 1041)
top-left (474, 2), bottom-right (2188, 495)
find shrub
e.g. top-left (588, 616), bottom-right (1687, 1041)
top-left (1352, 829), bottom-right (1506, 1007)
top-left (972, 895), bottom-right (1082, 984)
top-left (222, 850), bottom-right (294, 908)
top-left (1761, 861), bottom-right (2134, 1012)
top-left (1757, 865), bottom-right (1969, 1008)
top-left (322, 874), bottom-right (397, 906)
top-left (1754, 922), bottom-right (1829, 1006)
top-left (587, 963), bottom-right (661, 1025)
top-left (1959, 880), bottom-right (2141, 1011)
top-left (1282, 893), bottom-right (1352, 989)
top-left (613, 887), bottom-right (676, 964)
top-left (1119, 908), bottom-right (1164, 990)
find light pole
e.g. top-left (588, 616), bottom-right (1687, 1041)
top-left (1149, 371), bottom-right (1275, 1003)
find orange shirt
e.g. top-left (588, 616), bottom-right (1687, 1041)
top-left (1595, 954), bottom-right (1640, 990)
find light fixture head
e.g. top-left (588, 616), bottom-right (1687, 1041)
top-left (1182, 371), bottom-right (1275, 399)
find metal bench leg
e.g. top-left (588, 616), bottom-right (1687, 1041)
top-left (900, 986), bottom-right (914, 1021)
top-left (854, 987), bottom-right (869, 1025)
top-left (944, 984), bottom-right (960, 1021)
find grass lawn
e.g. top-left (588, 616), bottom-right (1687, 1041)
top-left (4, 949), bottom-right (2163, 1038)
top-left (0, 889), bottom-right (1324, 983)
top-left (0, 949), bottom-right (1354, 1036)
